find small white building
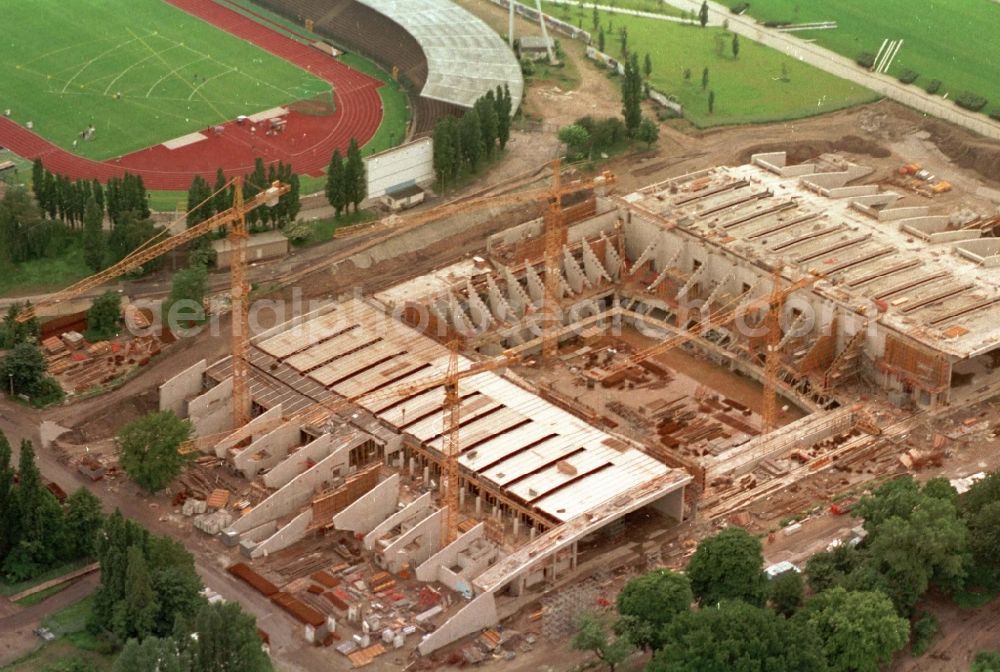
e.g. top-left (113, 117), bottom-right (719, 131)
top-left (382, 183), bottom-right (426, 212)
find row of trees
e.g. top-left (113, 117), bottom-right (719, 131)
top-left (558, 51), bottom-right (659, 159)
top-left (324, 139), bottom-right (367, 217)
top-left (577, 470), bottom-right (1000, 671)
top-left (576, 525), bottom-right (907, 672)
top-left (187, 160), bottom-right (302, 234)
top-left (0, 434), bottom-right (104, 582)
top-left (431, 85), bottom-right (514, 188)
top-left (0, 304), bottom-right (61, 403)
top-left (1, 430), bottom-right (270, 670)
top-left (90, 506), bottom-right (270, 669)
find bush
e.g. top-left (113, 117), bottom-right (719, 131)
top-left (955, 92), bottom-right (989, 111)
top-left (925, 79), bottom-right (942, 95)
top-left (911, 611), bottom-right (938, 657)
top-left (990, 108), bottom-right (1000, 122)
top-left (656, 107), bottom-right (682, 121)
top-left (730, 2), bottom-right (750, 14)
top-left (763, 20), bottom-right (791, 27)
top-left (897, 69), bottom-right (920, 85)
top-left (856, 52), bottom-right (876, 69)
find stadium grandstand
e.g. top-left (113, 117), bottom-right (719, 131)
top-left (254, 0), bottom-right (524, 134)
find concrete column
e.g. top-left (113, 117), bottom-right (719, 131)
top-left (529, 526), bottom-right (536, 542)
top-left (409, 455), bottom-right (417, 478)
top-left (571, 542), bottom-right (578, 570)
top-left (475, 496), bottom-right (482, 515)
top-left (459, 483), bottom-right (466, 507)
top-left (423, 465), bottom-right (430, 485)
top-left (512, 516), bottom-right (520, 537)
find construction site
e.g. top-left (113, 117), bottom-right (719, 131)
top-left (74, 144), bottom-right (986, 666)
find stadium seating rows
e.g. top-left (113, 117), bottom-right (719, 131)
top-left (255, 0), bottom-right (462, 134)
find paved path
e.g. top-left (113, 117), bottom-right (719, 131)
top-left (652, 0), bottom-right (1000, 140)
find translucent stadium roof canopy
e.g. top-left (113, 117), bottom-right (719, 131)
top-left (357, 0), bottom-right (524, 111)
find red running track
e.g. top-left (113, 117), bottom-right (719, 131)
top-left (0, 0), bottom-right (383, 191)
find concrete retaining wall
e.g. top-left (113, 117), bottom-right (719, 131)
top-left (252, 509), bottom-right (313, 558)
top-left (188, 377), bottom-right (233, 438)
top-left (230, 440), bottom-right (350, 534)
top-left (233, 422), bottom-right (301, 479)
top-left (364, 492), bottom-right (433, 551)
top-left (416, 524), bottom-right (484, 583)
top-left (215, 405), bottom-right (283, 458)
top-left (380, 508), bottom-right (445, 574)
top-left (417, 592), bottom-right (498, 655)
top-left (333, 474), bottom-right (400, 534)
top-left (159, 360), bottom-right (206, 417)
top-left (264, 433), bottom-right (336, 490)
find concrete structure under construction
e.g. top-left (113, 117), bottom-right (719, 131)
top-left (159, 151), bottom-right (1000, 655)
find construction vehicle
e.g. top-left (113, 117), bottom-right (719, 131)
top-left (898, 162), bottom-right (921, 176)
top-left (18, 178), bottom-right (290, 429)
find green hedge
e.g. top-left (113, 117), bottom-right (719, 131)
top-left (856, 52), bottom-right (876, 68)
top-left (897, 69), bottom-right (919, 85)
top-left (925, 79), bottom-right (941, 95)
top-left (955, 92), bottom-right (989, 111)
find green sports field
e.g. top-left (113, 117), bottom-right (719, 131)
top-left (545, 2), bottom-right (877, 127)
top-left (1, 0), bottom-right (331, 160)
top-left (718, 0), bottom-right (1000, 108)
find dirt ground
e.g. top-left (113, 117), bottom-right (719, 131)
top-left (5, 3), bottom-right (1000, 669)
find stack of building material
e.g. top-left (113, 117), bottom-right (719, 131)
top-left (228, 563), bottom-right (279, 596)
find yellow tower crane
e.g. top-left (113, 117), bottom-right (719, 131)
top-left (17, 178), bottom-right (289, 429)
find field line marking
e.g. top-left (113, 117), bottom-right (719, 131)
top-left (21, 41), bottom-right (94, 68)
top-left (144, 55), bottom-right (210, 98)
top-left (187, 67), bottom-right (237, 101)
top-left (61, 35), bottom-right (144, 93)
top-left (103, 44), bottom-right (185, 95)
top-left (127, 27), bottom-right (228, 120)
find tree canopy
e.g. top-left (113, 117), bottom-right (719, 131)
top-left (802, 587), bottom-right (909, 672)
top-left (649, 600), bottom-right (827, 672)
top-left (686, 527), bottom-right (767, 607)
top-left (615, 568), bottom-right (691, 650)
top-left (86, 291), bottom-right (123, 341)
top-left (572, 612), bottom-right (633, 672)
top-left (118, 411), bottom-right (193, 493)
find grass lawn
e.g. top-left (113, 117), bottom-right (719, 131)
top-left (0, 247), bottom-right (92, 299)
top-left (340, 54), bottom-right (412, 155)
top-left (0, 595), bottom-right (114, 672)
top-left (543, 1), bottom-right (878, 127)
top-left (0, 560), bottom-right (93, 598)
top-left (718, 0), bottom-right (1000, 110)
top-left (1, 0), bottom-right (330, 161)
top-left (294, 210), bottom-right (377, 246)
top-left (14, 582), bottom-right (73, 607)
